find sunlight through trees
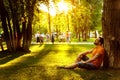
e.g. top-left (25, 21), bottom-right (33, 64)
top-left (0, 0), bottom-right (103, 52)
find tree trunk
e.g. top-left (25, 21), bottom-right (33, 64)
top-left (22, 0), bottom-right (36, 52)
top-left (0, 0), bottom-right (12, 51)
top-left (0, 0), bottom-right (36, 52)
top-left (7, 0), bottom-right (24, 51)
top-left (102, 0), bottom-right (120, 68)
top-left (22, 17), bottom-right (27, 50)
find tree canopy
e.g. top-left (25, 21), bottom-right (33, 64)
top-left (0, 0), bottom-right (102, 51)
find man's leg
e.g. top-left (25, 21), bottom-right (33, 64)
top-left (63, 55), bottom-right (89, 69)
top-left (64, 63), bottom-right (79, 69)
top-left (58, 55), bottom-right (89, 69)
top-left (75, 55), bottom-right (89, 63)
top-left (78, 62), bottom-right (97, 70)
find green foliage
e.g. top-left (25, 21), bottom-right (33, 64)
top-left (0, 0), bottom-right (103, 51)
top-left (88, 0), bottom-right (103, 31)
top-left (33, 0), bottom-right (103, 36)
top-left (33, 7), bottom-right (49, 33)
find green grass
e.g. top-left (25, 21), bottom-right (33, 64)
top-left (71, 38), bottom-right (95, 42)
top-left (0, 44), bottom-right (120, 80)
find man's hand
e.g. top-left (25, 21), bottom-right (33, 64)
top-left (78, 54), bottom-right (84, 58)
top-left (81, 61), bottom-right (87, 64)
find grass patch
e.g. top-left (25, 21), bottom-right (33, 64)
top-left (0, 44), bottom-right (120, 80)
top-left (71, 38), bottom-right (95, 42)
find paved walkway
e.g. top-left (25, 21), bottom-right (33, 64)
top-left (31, 42), bottom-right (93, 44)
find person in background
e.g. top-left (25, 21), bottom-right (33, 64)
top-left (35, 31), bottom-right (40, 43)
top-left (51, 33), bottom-right (54, 44)
top-left (66, 31), bottom-right (70, 43)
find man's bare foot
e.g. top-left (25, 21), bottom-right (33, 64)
top-left (57, 66), bottom-right (65, 69)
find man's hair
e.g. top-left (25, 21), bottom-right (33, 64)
top-left (99, 37), bottom-right (104, 44)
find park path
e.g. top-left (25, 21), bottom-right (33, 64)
top-left (31, 42), bottom-right (93, 45)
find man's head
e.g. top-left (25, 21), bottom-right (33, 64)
top-left (94, 37), bottom-right (104, 45)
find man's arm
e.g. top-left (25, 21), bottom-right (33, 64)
top-left (77, 49), bottom-right (93, 59)
top-left (79, 49), bottom-right (93, 56)
top-left (83, 53), bottom-right (101, 63)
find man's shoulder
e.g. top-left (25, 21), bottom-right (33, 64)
top-left (97, 46), bottom-right (104, 49)
top-left (95, 46), bottom-right (105, 53)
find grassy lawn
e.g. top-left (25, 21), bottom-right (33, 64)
top-left (0, 44), bottom-right (120, 80)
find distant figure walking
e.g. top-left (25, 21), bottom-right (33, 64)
top-left (66, 31), bottom-right (70, 43)
top-left (35, 31), bottom-right (40, 43)
top-left (51, 33), bottom-right (54, 44)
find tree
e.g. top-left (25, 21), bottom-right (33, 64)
top-left (102, 0), bottom-right (120, 68)
top-left (71, 1), bottom-right (91, 41)
top-left (0, 0), bottom-right (36, 52)
top-left (22, 0), bottom-right (36, 52)
top-left (0, 0), bottom-right (13, 51)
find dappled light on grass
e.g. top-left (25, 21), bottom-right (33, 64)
top-left (37, 44), bottom-right (76, 66)
top-left (0, 44), bottom-right (94, 68)
top-left (30, 44), bottom-right (45, 52)
top-left (0, 44), bottom-right (99, 80)
top-left (55, 44), bottom-right (71, 50)
top-left (39, 51), bottom-right (75, 66)
top-left (0, 53), bottom-right (34, 68)
top-left (0, 44), bottom-right (119, 80)
top-left (0, 45), bottom-right (45, 68)
top-left (29, 44), bottom-right (94, 66)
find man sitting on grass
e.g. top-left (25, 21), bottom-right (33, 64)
top-left (58, 37), bottom-right (105, 70)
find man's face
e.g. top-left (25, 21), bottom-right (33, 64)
top-left (94, 38), bottom-right (100, 45)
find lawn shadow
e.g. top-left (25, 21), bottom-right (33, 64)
top-left (0, 44), bottom-right (58, 68)
top-left (0, 44), bottom-right (75, 66)
top-left (0, 50), bottom-right (27, 65)
top-left (69, 68), bottom-right (113, 80)
top-left (0, 44), bottom-right (64, 79)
